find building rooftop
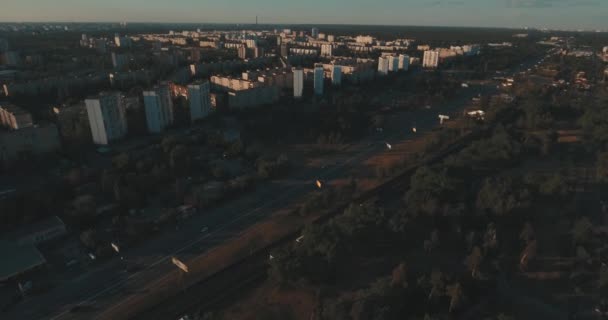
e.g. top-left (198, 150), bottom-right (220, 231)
top-left (0, 103), bottom-right (29, 115)
top-left (3, 216), bottom-right (66, 244)
top-left (0, 241), bottom-right (46, 282)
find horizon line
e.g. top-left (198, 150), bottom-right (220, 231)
top-left (0, 21), bottom-right (605, 32)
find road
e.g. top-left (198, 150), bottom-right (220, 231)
top-left (2, 54), bottom-right (546, 320)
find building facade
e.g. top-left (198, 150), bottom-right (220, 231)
top-left (388, 55), bottom-right (399, 72)
top-left (423, 50), bottom-right (440, 68)
top-left (85, 92), bottom-right (128, 145)
top-left (187, 81), bottom-right (212, 122)
top-left (321, 44), bottom-right (333, 57)
top-left (398, 54), bottom-right (410, 71)
top-left (331, 65), bottom-right (342, 86)
top-left (0, 103), bottom-right (33, 130)
top-left (293, 68), bottom-right (304, 98)
top-left (0, 124), bottom-right (61, 163)
top-left (378, 57), bottom-right (389, 75)
top-left (143, 83), bottom-right (174, 134)
top-left (314, 65), bottom-right (324, 96)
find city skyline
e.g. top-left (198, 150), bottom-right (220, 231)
top-left (1, 0), bottom-right (607, 30)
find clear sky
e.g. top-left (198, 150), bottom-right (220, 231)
top-left (1, 0), bottom-right (606, 30)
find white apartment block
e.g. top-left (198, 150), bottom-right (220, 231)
top-left (423, 50), bottom-right (440, 68)
top-left (398, 54), bottom-right (410, 71)
top-left (143, 83), bottom-right (174, 133)
top-left (388, 56), bottom-right (399, 72)
top-left (293, 68), bottom-right (304, 98)
top-left (85, 92), bottom-right (127, 145)
top-left (188, 81), bottom-right (212, 122)
top-left (331, 65), bottom-right (342, 86)
top-left (377, 57), bottom-right (389, 75)
top-left (321, 44), bottom-right (333, 57)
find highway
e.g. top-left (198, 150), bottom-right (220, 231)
top-left (2, 55), bottom-right (545, 320)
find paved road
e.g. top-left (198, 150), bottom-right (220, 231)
top-left (3, 54), bottom-right (547, 320)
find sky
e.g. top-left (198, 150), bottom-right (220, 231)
top-left (0, 0), bottom-right (606, 30)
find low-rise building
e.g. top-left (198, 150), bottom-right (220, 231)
top-left (0, 103), bottom-right (33, 130)
top-left (0, 124), bottom-right (61, 163)
top-left (227, 86), bottom-right (279, 109)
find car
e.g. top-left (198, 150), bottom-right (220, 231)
top-left (200, 226), bottom-right (209, 233)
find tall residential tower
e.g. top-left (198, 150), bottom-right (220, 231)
top-left (85, 92), bottom-right (127, 145)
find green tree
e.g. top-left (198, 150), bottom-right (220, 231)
top-left (476, 177), bottom-right (529, 216)
top-left (112, 153), bottom-right (130, 171)
top-left (80, 229), bottom-right (98, 249)
top-left (390, 262), bottom-right (408, 289)
top-left (572, 217), bottom-right (593, 245)
top-left (404, 166), bottom-right (460, 217)
top-left (446, 282), bottom-right (464, 312)
top-left (465, 246), bottom-right (483, 279)
top-left (519, 222), bottom-right (535, 244)
top-left (427, 269), bottom-right (445, 301)
top-left (597, 152), bottom-right (608, 183)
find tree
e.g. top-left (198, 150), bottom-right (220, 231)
top-left (428, 269), bottom-right (445, 301)
top-left (572, 217), bottom-right (593, 245)
top-left (446, 282), bottom-right (464, 312)
top-left (390, 262), bottom-right (408, 289)
top-left (70, 194), bottom-right (96, 219)
top-left (483, 223), bottom-right (498, 252)
top-left (597, 152), bottom-right (608, 183)
top-left (519, 240), bottom-right (537, 271)
top-left (465, 246), bottom-right (483, 279)
top-left (112, 153), bottom-right (130, 171)
top-left (80, 229), bottom-right (98, 249)
top-left (519, 222), bottom-right (535, 244)
top-left (404, 166), bottom-right (460, 217)
top-left (476, 177), bottom-right (529, 216)
top-left (600, 264), bottom-right (608, 289)
top-left (538, 174), bottom-right (569, 197)
top-left (170, 145), bottom-right (191, 176)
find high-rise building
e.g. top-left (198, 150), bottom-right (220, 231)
top-left (85, 92), bottom-right (127, 145)
top-left (398, 54), bottom-right (410, 71)
top-left (327, 35), bottom-right (335, 43)
top-left (321, 44), bottom-right (333, 57)
top-left (314, 65), bottom-right (324, 96)
top-left (253, 47), bottom-right (265, 58)
top-left (388, 56), bottom-right (399, 72)
top-left (246, 39), bottom-right (257, 48)
top-left (312, 28), bottom-right (319, 38)
top-left (190, 48), bottom-right (201, 62)
top-left (111, 52), bottom-right (128, 69)
top-left (238, 45), bottom-right (247, 59)
top-left (114, 33), bottom-right (131, 48)
top-left (293, 68), bottom-right (304, 98)
top-left (187, 81), bottom-right (212, 122)
top-left (94, 39), bottom-right (107, 53)
top-left (377, 57), bottom-right (389, 75)
top-left (280, 43), bottom-right (290, 58)
top-left (331, 65), bottom-right (342, 86)
top-left (142, 83), bottom-right (174, 133)
top-left (423, 50), bottom-right (440, 68)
